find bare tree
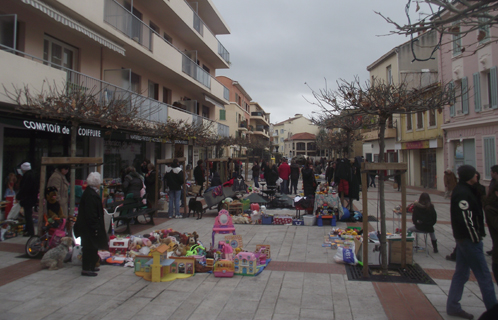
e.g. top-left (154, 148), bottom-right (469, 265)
top-left (308, 76), bottom-right (454, 273)
top-left (378, 0), bottom-right (498, 60)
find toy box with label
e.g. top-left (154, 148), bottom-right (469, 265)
top-left (109, 238), bottom-right (130, 255)
top-left (274, 216), bottom-right (293, 225)
top-left (292, 219), bottom-right (304, 226)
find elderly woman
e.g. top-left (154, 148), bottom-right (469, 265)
top-left (73, 172), bottom-right (108, 276)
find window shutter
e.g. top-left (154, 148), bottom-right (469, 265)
top-left (484, 137), bottom-right (496, 179)
top-left (473, 72), bottom-right (481, 112)
top-left (491, 66), bottom-right (498, 109)
top-left (462, 77), bottom-right (469, 114)
top-left (449, 81), bottom-right (455, 117)
top-left (219, 109), bottom-right (226, 121)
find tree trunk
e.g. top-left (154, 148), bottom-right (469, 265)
top-left (378, 118), bottom-right (388, 275)
top-left (69, 121), bottom-right (78, 231)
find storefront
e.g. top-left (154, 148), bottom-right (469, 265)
top-left (0, 116), bottom-right (100, 197)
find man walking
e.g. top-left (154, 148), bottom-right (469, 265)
top-left (446, 165), bottom-right (497, 319)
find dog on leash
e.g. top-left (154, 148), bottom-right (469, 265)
top-left (188, 197), bottom-right (204, 220)
top-left (40, 237), bottom-right (73, 270)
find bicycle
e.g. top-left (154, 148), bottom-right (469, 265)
top-left (25, 218), bottom-right (67, 258)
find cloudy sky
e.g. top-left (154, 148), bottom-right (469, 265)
top-left (213, 0), bottom-right (425, 123)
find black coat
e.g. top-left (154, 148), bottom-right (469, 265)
top-left (302, 167), bottom-right (317, 197)
top-left (16, 170), bottom-right (38, 207)
top-left (290, 164), bottom-right (300, 180)
top-left (123, 172), bottom-right (143, 200)
top-left (144, 170), bottom-right (157, 202)
top-left (165, 166), bottom-right (184, 191)
top-left (193, 165), bottom-right (205, 185)
top-left (73, 187), bottom-right (108, 250)
top-left (412, 202), bottom-right (437, 233)
top-left (451, 181), bottom-right (486, 243)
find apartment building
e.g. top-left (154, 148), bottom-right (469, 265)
top-left (272, 114), bottom-right (317, 157)
top-left (216, 76), bottom-right (251, 157)
top-left (0, 0), bottom-right (231, 191)
top-left (439, 13), bottom-right (498, 186)
top-left (249, 102), bottom-right (270, 146)
top-left (286, 132), bottom-right (317, 159)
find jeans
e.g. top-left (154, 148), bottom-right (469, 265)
top-left (168, 190), bottom-right (181, 217)
top-left (291, 178), bottom-right (298, 194)
top-left (369, 175), bottom-right (376, 187)
top-left (493, 262), bottom-right (498, 284)
top-left (447, 239), bottom-right (497, 312)
top-left (253, 176), bottom-right (259, 188)
top-left (23, 204), bottom-right (34, 236)
top-left (281, 179), bottom-right (289, 194)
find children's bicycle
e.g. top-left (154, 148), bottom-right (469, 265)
top-left (25, 218), bottom-right (67, 258)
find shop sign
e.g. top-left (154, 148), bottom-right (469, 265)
top-left (403, 140), bottom-right (429, 150)
top-left (22, 120), bottom-right (101, 137)
top-left (129, 134), bottom-right (188, 145)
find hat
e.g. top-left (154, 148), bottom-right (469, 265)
top-left (21, 162), bottom-right (31, 171)
top-left (458, 165), bottom-right (476, 182)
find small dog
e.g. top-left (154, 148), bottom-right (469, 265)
top-left (40, 237), bottom-right (73, 270)
top-left (188, 197), bottom-right (204, 220)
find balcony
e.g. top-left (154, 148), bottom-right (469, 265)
top-left (250, 111), bottom-right (269, 125)
top-left (238, 122), bottom-right (248, 131)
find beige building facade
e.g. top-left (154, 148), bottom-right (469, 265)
top-left (272, 114), bottom-right (318, 158)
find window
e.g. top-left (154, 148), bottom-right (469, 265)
top-left (416, 111), bottom-right (424, 129)
top-left (386, 65), bottom-right (392, 85)
top-left (148, 80), bottom-right (158, 100)
top-left (296, 142), bottom-right (305, 150)
top-left (202, 64), bottom-right (210, 73)
top-left (485, 67), bottom-right (498, 110)
top-left (162, 87), bottom-right (172, 105)
top-left (202, 105), bottom-right (209, 118)
top-left (130, 72), bottom-right (141, 94)
top-left (307, 142), bottom-right (316, 150)
top-left (484, 137), bottom-right (496, 179)
top-left (219, 109), bottom-right (226, 121)
top-left (478, 18), bottom-right (490, 44)
top-left (163, 32), bottom-right (172, 44)
top-left (406, 113), bottom-right (412, 131)
top-left (280, 137), bottom-right (284, 142)
top-left (43, 35), bottom-right (78, 71)
top-left (149, 21), bottom-right (159, 34)
top-left (450, 80), bottom-right (463, 116)
top-left (235, 93), bottom-right (240, 105)
top-left (451, 23), bottom-right (462, 56)
top-left (280, 129), bottom-right (284, 134)
top-left (429, 109), bottom-right (436, 127)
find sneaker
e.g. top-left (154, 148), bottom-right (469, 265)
top-left (447, 310), bottom-right (473, 319)
top-left (169, 216), bottom-right (173, 219)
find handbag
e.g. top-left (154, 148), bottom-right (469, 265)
top-left (7, 202), bottom-right (21, 220)
top-left (276, 177), bottom-right (283, 185)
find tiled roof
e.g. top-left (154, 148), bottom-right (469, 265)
top-left (289, 132), bottom-right (315, 140)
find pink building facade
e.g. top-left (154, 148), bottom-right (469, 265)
top-left (439, 23), bottom-right (498, 186)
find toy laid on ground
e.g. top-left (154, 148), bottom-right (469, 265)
top-left (213, 259), bottom-right (234, 277)
top-left (211, 209), bottom-right (236, 249)
top-left (134, 243), bottom-right (196, 282)
top-left (40, 236), bottom-right (73, 270)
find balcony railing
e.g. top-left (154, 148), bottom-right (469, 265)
top-left (223, 86), bottom-right (229, 100)
top-left (218, 123), bottom-right (229, 137)
top-left (104, 0), bottom-right (152, 51)
top-left (218, 41), bottom-right (230, 65)
top-left (182, 55), bottom-right (211, 88)
top-left (251, 112), bottom-right (265, 117)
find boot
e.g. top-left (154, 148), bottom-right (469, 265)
top-left (431, 240), bottom-right (438, 253)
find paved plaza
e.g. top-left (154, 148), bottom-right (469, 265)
top-left (0, 181), bottom-right (496, 320)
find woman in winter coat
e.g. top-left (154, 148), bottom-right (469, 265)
top-left (251, 161), bottom-right (260, 188)
top-left (122, 166), bottom-right (144, 201)
top-left (73, 172), bottom-right (108, 276)
top-left (302, 161), bottom-right (317, 197)
top-left (484, 183), bottom-right (498, 283)
top-left (266, 164), bottom-right (279, 187)
top-left (444, 167), bottom-right (458, 199)
top-left (47, 164), bottom-right (70, 218)
top-left (144, 163), bottom-right (158, 209)
top-left (193, 160), bottom-right (206, 195)
top-left (408, 192), bottom-right (438, 253)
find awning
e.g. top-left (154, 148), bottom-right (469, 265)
top-left (21, 0), bottom-right (125, 56)
top-left (205, 95), bottom-right (225, 109)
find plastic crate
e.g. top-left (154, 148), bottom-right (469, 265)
top-left (262, 216), bottom-right (273, 225)
top-left (303, 215), bottom-right (316, 226)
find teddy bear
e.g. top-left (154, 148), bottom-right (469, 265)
top-left (186, 232), bottom-right (199, 249)
top-left (45, 186), bottom-right (64, 227)
top-left (173, 244), bottom-right (187, 257)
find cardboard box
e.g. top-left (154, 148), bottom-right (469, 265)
top-left (389, 239), bottom-right (413, 265)
top-left (274, 216), bottom-right (293, 225)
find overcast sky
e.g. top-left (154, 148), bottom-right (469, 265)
top-left (213, 0), bottom-right (425, 124)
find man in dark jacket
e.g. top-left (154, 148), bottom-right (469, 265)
top-left (16, 162), bottom-right (38, 236)
top-left (193, 160), bottom-right (205, 195)
top-left (446, 165), bottom-right (497, 319)
top-left (165, 159), bottom-right (184, 218)
top-left (290, 160), bottom-right (300, 195)
top-left (251, 161), bottom-right (260, 188)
